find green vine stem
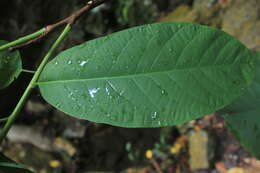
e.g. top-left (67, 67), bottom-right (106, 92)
top-left (22, 69), bottom-right (36, 74)
top-left (0, 24), bottom-right (72, 142)
top-left (0, 117), bottom-right (8, 123)
top-left (0, 28), bottom-right (46, 51)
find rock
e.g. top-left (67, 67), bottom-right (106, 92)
top-left (193, 0), bottom-right (216, 9)
top-left (222, 0), bottom-right (260, 51)
top-left (159, 5), bottom-right (198, 22)
top-left (159, 3), bottom-right (222, 27)
top-left (53, 110), bottom-right (86, 138)
top-left (7, 125), bottom-right (78, 157)
top-left (222, 0), bottom-right (260, 37)
top-left (26, 100), bottom-right (51, 115)
top-left (244, 158), bottom-right (260, 173)
top-left (123, 167), bottom-right (149, 173)
top-left (227, 168), bottom-right (245, 173)
top-left (189, 129), bottom-right (210, 170)
top-left (4, 142), bottom-right (55, 173)
top-left (7, 125), bottom-right (53, 152)
top-left (238, 20), bottom-right (260, 51)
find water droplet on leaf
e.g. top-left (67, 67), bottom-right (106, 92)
top-left (151, 112), bottom-right (158, 119)
top-left (161, 89), bottom-right (168, 96)
top-left (79, 60), bottom-right (88, 66)
top-left (88, 88), bottom-right (100, 98)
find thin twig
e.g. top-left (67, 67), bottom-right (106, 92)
top-left (0, 24), bottom-right (72, 142)
top-left (0, 0), bottom-right (107, 142)
top-left (10, 0), bottom-right (107, 51)
top-left (9, 32), bottom-right (47, 51)
top-left (150, 158), bottom-right (163, 173)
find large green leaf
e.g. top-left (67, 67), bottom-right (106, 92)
top-left (0, 153), bottom-right (34, 173)
top-left (0, 40), bottom-right (22, 89)
top-left (38, 22), bottom-right (254, 127)
top-left (223, 52), bottom-right (260, 159)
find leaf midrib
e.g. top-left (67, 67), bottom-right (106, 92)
top-left (38, 63), bottom-right (245, 85)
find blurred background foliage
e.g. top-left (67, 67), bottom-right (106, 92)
top-left (0, 0), bottom-right (259, 172)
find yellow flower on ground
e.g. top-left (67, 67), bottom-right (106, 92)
top-left (49, 160), bottom-right (61, 168)
top-left (227, 168), bottom-right (244, 173)
top-left (145, 150), bottom-right (153, 159)
top-left (170, 143), bottom-right (182, 154)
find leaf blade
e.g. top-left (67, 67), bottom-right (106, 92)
top-left (0, 153), bottom-right (34, 173)
top-left (223, 52), bottom-right (260, 159)
top-left (39, 22), bottom-right (254, 127)
top-left (0, 40), bottom-right (22, 89)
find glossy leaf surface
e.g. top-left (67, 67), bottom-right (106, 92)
top-left (0, 153), bottom-right (34, 173)
top-left (223, 52), bottom-right (260, 159)
top-left (38, 22), bottom-right (254, 127)
top-left (0, 40), bottom-right (22, 89)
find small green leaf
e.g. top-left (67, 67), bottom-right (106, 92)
top-left (223, 52), bottom-right (260, 159)
top-left (224, 113), bottom-right (260, 159)
top-left (38, 22), bottom-right (254, 127)
top-left (0, 40), bottom-right (22, 89)
top-left (0, 153), bottom-right (34, 173)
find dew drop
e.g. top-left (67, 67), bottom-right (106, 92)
top-left (79, 60), bottom-right (88, 66)
top-left (119, 90), bottom-right (125, 96)
top-left (55, 61), bottom-right (58, 65)
top-left (158, 121), bottom-right (161, 126)
top-left (88, 88), bottom-right (100, 98)
top-left (67, 60), bottom-right (72, 65)
top-left (105, 87), bottom-right (110, 96)
top-left (68, 91), bottom-right (77, 101)
top-left (161, 89), bottom-right (168, 96)
top-left (68, 92), bottom-right (73, 97)
top-left (151, 112), bottom-right (158, 119)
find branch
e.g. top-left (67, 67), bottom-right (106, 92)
top-left (0, 28), bottom-right (46, 51)
top-left (0, 24), bottom-right (72, 143)
top-left (8, 0), bottom-right (107, 51)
